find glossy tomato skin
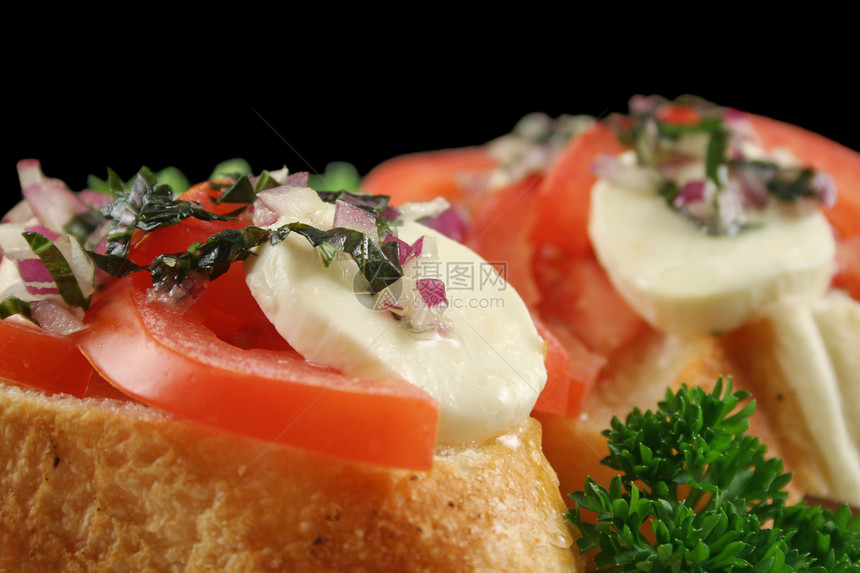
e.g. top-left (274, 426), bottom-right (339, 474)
top-left (74, 179), bottom-right (441, 470)
top-left (361, 147), bottom-right (498, 207)
top-left (0, 318), bottom-right (92, 397)
top-left (79, 284), bottom-right (440, 470)
top-left (746, 113), bottom-right (860, 240)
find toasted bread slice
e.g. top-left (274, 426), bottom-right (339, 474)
top-left (535, 327), bottom-right (796, 508)
top-left (0, 384), bottom-right (582, 572)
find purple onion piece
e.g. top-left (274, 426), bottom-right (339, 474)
top-left (16, 258), bottom-right (53, 283)
top-left (30, 300), bottom-right (87, 336)
top-left (813, 171), bottom-right (838, 208)
top-left (18, 160), bottom-right (91, 232)
top-left (79, 190), bottom-right (113, 209)
top-left (334, 200), bottom-right (378, 239)
top-left (383, 233), bottom-right (424, 265)
top-left (381, 205), bottom-right (401, 221)
top-left (415, 278), bottom-right (448, 308)
top-left (284, 172), bottom-right (310, 187)
top-left (674, 180), bottom-right (708, 208)
top-left (418, 207), bottom-right (469, 242)
top-left (24, 224), bottom-right (61, 242)
top-left (629, 94), bottom-right (663, 115)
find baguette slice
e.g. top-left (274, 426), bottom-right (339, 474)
top-left (0, 383), bottom-right (581, 572)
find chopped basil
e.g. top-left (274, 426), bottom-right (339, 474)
top-left (284, 223), bottom-right (403, 295)
top-left (610, 95), bottom-right (836, 236)
top-left (705, 127), bottom-right (729, 187)
top-left (315, 190), bottom-right (392, 214)
top-left (214, 174), bottom-right (257, 204)
top-left (0, 297), bottom-right (34, 322)
top-left (766, 166), bottom-right (821, 202)
top-left (86, 251), bottom-right (145, 279)
top-left (63, 208), bottom-right (105, 244)
top-left (149, 226), bottom-right (269, 292)
top-left (213, 170), bottom-right (285, 205)
top-left (100, 166), bottom-right (236, 258)
top-left (22, 232), bottom-right (89, 309)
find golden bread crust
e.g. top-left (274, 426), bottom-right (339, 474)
top-left (0, 384), bottom-right (581, 572)
top-left (536, 328), bottom-right (797, 509)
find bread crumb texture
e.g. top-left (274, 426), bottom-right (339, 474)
top-left (0, 384), bottom-right (581, 572)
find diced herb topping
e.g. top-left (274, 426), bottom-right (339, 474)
top-left (280, 223), bottom-right (403, 295)
top-left (0, 297), bottom-right (33, 322)
top-left (22, 232), bottom-right (89, 309)
top-left (100, 166), bottom-right (236, 258)
top-left (605, 95), bottom-right (837, 236)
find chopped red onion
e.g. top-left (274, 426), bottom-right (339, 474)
top-left (629, 95), bottom-right (663, 115)
top-left (24, 224), bottom-right (61, 242)
top-left (26, 285), bottom-right (62, 296)
top-left (381, 205), bottom-right (400, 221)
top-left (16, 258), bottom-right (53, 283)
top-left (17, 159), bottom-right (91, 232)
top-left (418, 207), bottom-right (469, 242)
top-left (733, 163), bottom-right (773, 208)
top-left (415, 278), bottom-right (448, 308)
top-left (79, 190), bottom-right (113, 210)
top-left (251, 199), bottom-right (279, 227)
top-left (674, 180), bottom-right (708, 208)
top-left (284, 172), bottom-right (310, 187)
top-left (333, 200), bottom-right (378, 240)
top-left (1, 200), bottom-right (34, 224)
top-left (383, 233), bottom-right (424, 265)
top-left (813, 171), bottom-right (838, 208)
top-left (30, 300), bottom-right (88, 336)
top-left (254, 186), bottom-right (330, 228)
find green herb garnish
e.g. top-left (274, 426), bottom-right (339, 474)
top-left (281, 223), bottom-right (402, 295)
top-left (567, 378), bottom-right (859, 572)
top-left (149, 226), bottom-right (269, 292)
top-left (22, 232), bottom-right (89, 309)
top-left (0, 297), bottom-right (34, 322)
top-left (99, 166), bottom-right (236, 258)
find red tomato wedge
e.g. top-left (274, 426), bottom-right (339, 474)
top-left (464, 174), bottom-right (543, 308)
top-left (530, 121), bottom-right (627, 255)
top-left (78, 284), bottom-right (439, 470)
top-left (531, 314), bottom-right (576, 417)
top-left (78, 179), bottom-right (441, 469)
top-left (361, 147), bottom-right (498, 206)
top-left (534, 250), bottom-right (646, 357)
top-left (746, 113), bottom-right (860, 239)
top-left (0, 318), bottom-right (92, 397)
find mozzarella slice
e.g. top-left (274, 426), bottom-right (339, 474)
top-left (245, 187), bottom-right (547, 445)
top-left (760, 292), bottom-right (860, 506)
top-left (588, 177), bottom-right (835, 335)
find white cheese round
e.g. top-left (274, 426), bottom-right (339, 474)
top-left (245, 187), bottom-right (547, 445)
top-left (588, 177), bottom-right (836, 335)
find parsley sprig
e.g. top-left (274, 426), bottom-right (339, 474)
top-left (567, 378), bottom-right (859, 572)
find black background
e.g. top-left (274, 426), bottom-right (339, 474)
top-left (7, 14), bottom-right (858, 215)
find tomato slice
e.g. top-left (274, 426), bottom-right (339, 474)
top-left (81, 181), bottom-right (440, 469)
top-left (361, 147), bottom-right (498, 207)
top-left (78, 284), bottom-right (439, 470)
top-left (746, 112), bottom-right (860, 239)
top-left (531, 314), bottom-right (573, 416)
top-left (530, 121), bottom-right (628, 255)
top-left (0, 318), bottom-right (92, 397)
top-left (464, 174), bottom-right (543, 308)
top-left (534, 250), bottom-right (646, 357)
